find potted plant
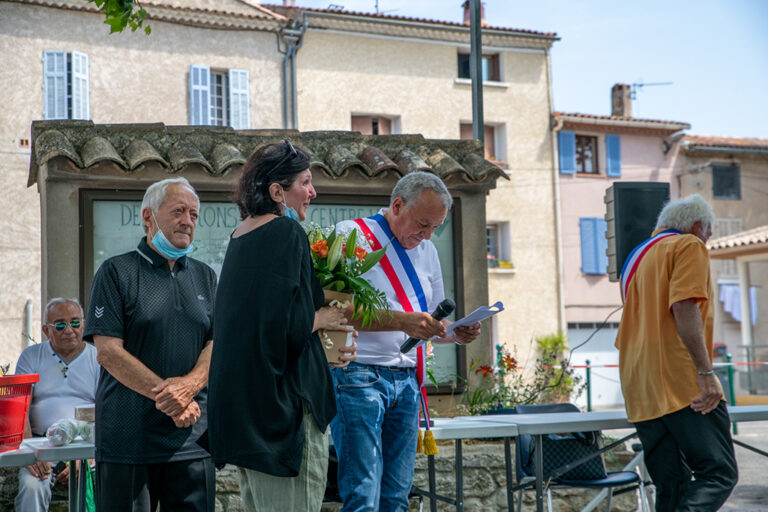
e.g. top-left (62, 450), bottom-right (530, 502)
top-left (306, 225), bottom-right (389, 363)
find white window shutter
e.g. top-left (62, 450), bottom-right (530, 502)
top-left (43, 51), bottom-right (68, 120)
top-left (190, 65), bottom-right (211, 125)
top-left (228, 69), bottom-right (250, 130)
top-left (70, 51), bottom-right (90, 120)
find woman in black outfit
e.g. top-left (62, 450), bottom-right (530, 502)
top-left (207, 140), bottom-right (356, 511)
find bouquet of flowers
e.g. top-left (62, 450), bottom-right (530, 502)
top-left (306, 224), bottom-right (389, 327)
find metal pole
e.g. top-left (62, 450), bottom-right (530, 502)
top-left (727, 353), bottom-right (738, 435)
top-left (586, 359), bottom-right (592, 412)
top-left (23, 299), bottom-right (33, 347)
top-left (469, 0), bottom-right (484, 145)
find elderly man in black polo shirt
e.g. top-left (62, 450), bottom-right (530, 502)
top-left (84, 177), bottom-right (216, 512)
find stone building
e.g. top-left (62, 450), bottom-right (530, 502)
top-left (678, 135), bottom-right (768, 396)
top-left (2, 0), bottom-right (563, 402)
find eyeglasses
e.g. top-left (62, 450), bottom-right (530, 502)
top-left (264, 139), bottom-right (299, 178)
top-left (47, 319), bottom-right (82, 331)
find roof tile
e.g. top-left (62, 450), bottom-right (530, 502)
top-left (29, 121), bottom-right (507, 188)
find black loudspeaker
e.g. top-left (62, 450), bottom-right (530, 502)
top-left (604, 182), bottom-right (670, 282)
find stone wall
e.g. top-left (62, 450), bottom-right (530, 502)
top-left (0, 442), bottom-right (643, 511)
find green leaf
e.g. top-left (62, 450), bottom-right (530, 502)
top-left (345, 229), bottom-right (357, 258)
top-left (358, 246), bottom-right (387, 274)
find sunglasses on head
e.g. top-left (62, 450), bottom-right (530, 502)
top-left (47, 319), bottom-right (82, 331)
top-left (264, 139), bottom-right (299, 178)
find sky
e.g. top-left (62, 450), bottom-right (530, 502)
top-left (292, 0), bottom-right (768, 139)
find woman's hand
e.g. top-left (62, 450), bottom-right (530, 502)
top-left (314, 306), bottom-right (350, 332)
top-left (330, 340), bottom-right (358, 368)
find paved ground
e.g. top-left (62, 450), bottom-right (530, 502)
top-left (721, 421), bottom-right (768, 511)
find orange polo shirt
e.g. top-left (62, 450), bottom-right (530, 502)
top-left (615, 230), bottom-right (718, 423)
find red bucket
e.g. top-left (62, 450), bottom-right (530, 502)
top-left (0, 374), bottom-right (39, 453)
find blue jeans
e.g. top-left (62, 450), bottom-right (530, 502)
top-left (330, 362), bottom-right (420, 512)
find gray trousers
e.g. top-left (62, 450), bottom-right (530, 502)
top-left (15, 465), bottom-right (55, 512)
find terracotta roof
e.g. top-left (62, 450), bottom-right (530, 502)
top-left (682, 135), bottom-right (768, 154)
top-left (28, 121), bottom-right (507, 187)
top-left (708, 224), bottom-right (768, 259)
top-left (554, 112), bottom-right (689, 127)
top-left (9, 0), bottom-right (286, 30)
top-left (265, 3), bottom-right (557, 38)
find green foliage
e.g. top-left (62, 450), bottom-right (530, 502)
top-left (307, 225), bottom-right (390, 327)
top-left (88, 0), bottom-right (151, 34)
top-left (459, 334), bottom-right (583, 415)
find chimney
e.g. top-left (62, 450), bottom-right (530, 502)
top-left (283, 0), bottom-right (295, 6)
top-left (462, 1), bottom-right (487, 27)
top-left (611, 83), bottom-right (632, 117)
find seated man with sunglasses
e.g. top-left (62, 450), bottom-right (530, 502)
top-left (15, 297), bottom-right (99, 512)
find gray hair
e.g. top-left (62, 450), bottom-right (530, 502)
top-left (390, 171), bottom-right (453, 210)
top-left (655, 193), bottom-right (715, 233)
top-left (44, 297), bottom-right (84, 321)
top-left (140, 178), bottom-right (199, 233)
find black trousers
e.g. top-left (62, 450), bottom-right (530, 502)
top-left (96, 458), bottom-right (215, 512)
top-left (634, 401), bottom-right (738, 512)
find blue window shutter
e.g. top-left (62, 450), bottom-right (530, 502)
top-left (596, 218), bottom-right (608, 273)
top-left (580, 217), bottom-right (609, 274)
top-left (43, 51), bottom-right (68, 120)
top-left (70, 51), bottom-right (89, 120)
top-left (189, 65), bottom-right (210, 125)
top-left (606, 134), bottom-right (621, 177)
top-left (558, 131), bottom-right (576, 174)
top-left (228, 69), bottom-right (250, 130)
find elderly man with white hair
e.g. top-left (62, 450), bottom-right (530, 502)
top-left (616, 193), bottom-right (737, 512)
top-left (84, 177), bottom-right (217, 512)
top-left (15, 297), bottom-right (98, 511)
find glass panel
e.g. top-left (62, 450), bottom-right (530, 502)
top-left (91, 199), bottom-right (459, 383)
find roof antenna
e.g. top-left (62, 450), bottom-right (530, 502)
top-left (374, 0), bottom-right (398, 14)
top-left (631, 81), bottom-right (673, 100)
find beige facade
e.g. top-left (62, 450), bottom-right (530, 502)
top-left (1, 1), bottom-right (560, 410)
top-left (0, 0), bottom-right (284, 367)
top-left (290, 11), bottom-right (561, 375)
top-left (678, 137), bottom-right (768, 393)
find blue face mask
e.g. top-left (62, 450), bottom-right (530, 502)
top-left (151, 212), bottom-right (194, 260)
top-left (282, 200), bottom-right (300, 222)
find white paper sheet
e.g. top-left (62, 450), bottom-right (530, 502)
top-left (414, 301), bottom-right (504, 348)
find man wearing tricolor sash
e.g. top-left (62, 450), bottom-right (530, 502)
top-left (331, 172), bottom-right (480, 512)
top-left (615, 194), bottom-right (737, 512)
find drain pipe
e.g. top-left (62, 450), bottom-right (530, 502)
top-left (23, 298), bottom-right (34, 347)
top-left (277, 13), bottom-right (307, 129)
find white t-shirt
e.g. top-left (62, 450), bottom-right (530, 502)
top-left (15, 341), bottom-right (99, 435)
top-left (337, 211), bottom-right (445, 367)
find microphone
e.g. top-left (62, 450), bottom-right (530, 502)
top-left (399, 299), bottom-right (456, 353)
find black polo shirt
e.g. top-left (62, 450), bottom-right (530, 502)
top-left (84, 237), bottom-right (217, 464)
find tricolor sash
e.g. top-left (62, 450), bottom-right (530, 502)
top-left (353, 214), bottom-right (432, 425)
top-left (620, 229), bottom-right (681, 301)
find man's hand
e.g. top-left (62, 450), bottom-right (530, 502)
top-left (330, 340), bottom-right (358, 369)
top-left (54, 463), bottom-right (70, 484)
top-left (25, 461), bottom-right (51, 480)
top-left (399, 312), bottom-right (446, 340)
top-left (171, 400), bottom-right (201, 428)
top-left (453, 322), bottom-right (481, 345)
top-left (691, 374), bottom-right (722, 414)
top-left (153, 377), bottom-right (198, 417)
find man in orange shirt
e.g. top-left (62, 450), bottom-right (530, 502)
top-left (615, 194), bottom-right (737, 512)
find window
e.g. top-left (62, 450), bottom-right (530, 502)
top-left (457, 53), bottom-right (500, 82)
top-left (351, 115), bottom-right (396, 135)
top-left (486, 221), bottom-right (512, 269)
top-left (580, 217), bottom-right (608, 275)
top-left (43, 51), bottom-right (89, 120)
top-left (712, 164), bottom-right (741, 200)
top-left (189, 65), bottom-right (250, 129)
top-left (575, 135), bottom-right (599, 174)
top-left (486, 224), bottom-right (499, 267)
top-left (460, 123), bottom-right (505, 165)
top-left (713, 218), bottom-right (743, 278)
top-left (558, 131), bottom-right (621, 177)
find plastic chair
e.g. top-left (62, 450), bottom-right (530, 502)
top-left (513, 403), bottom-right (650, 512)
